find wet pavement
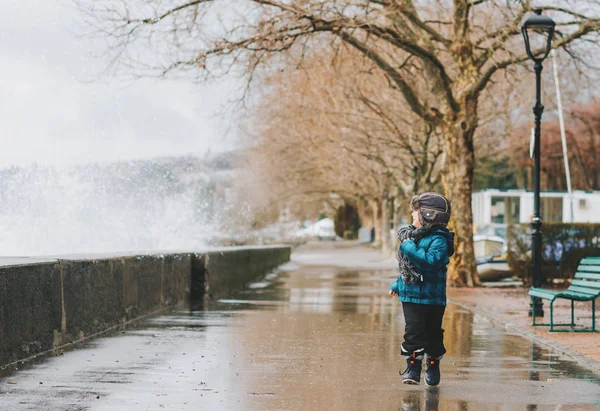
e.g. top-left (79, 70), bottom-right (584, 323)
top-left (1, 242), bottom-right (599, 410)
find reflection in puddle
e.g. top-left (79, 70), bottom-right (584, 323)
top-left (399, 387), bottom-right (440, 411)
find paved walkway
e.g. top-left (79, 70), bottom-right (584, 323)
top-left (448, 285), bottom-right (600, 370)
top-left (0, 242), bottom-right (599, 410)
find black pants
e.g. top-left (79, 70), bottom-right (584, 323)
top-left (401, 302), bottom-right (446, 358)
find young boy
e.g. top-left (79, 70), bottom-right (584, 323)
top-left (389, 192), bottom-right (454, 386)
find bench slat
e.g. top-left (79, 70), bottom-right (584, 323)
top-left (570, 279), bottom-right (600, 290)
top-left (529, 288), bottom-right (558, 296)
top-left (574, 272), bottom-right (600, 280)
top-left (576, 265), bottom-right (600, 273)
top-left (580, 257), bottom-right (600, 265)
top-left (558, 290), bottom-right (599, 301)
top-left (529, 288), bottom-right (559, 300)
top-left (567, 285), bottom-right (600, 296)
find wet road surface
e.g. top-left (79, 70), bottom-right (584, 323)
top-left (1, 243), bottom-right (599, 410)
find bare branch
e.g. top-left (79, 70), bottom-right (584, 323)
top-left (473, 21), bottom-right (600, 97)
top-left (336, 31), bottom-right (431, 122)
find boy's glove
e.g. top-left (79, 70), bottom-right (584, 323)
top-left (397, 226), bottom-right (414, 242)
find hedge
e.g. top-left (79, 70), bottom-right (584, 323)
top-left (506, 223), bottom-right (600, 285)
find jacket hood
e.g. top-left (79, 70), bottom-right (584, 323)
top-left (430, 227), bottom-right (455, 257)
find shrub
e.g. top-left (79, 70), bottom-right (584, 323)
top-left (343, 230), bottom-right (357, 240)
top-left (334, 203), bottom-right (361, 238)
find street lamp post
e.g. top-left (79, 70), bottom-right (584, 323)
top-left (522, 10), bottom-right (555, 317)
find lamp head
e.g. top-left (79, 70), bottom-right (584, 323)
top-left (522, 10), bottom-right (555, 63)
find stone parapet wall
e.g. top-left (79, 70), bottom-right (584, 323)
top-left (0, 246), bottom-right (290, 367)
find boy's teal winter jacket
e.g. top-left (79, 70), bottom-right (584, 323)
top-left (390, 227), bottom-right (455, 306)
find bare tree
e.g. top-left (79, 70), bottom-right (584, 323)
top-left (509, 101), bottom-right (600, 191)
top-left (76, 0), bottom-right (600, 286)
top-left (238, 48), bottom-right (444, 252)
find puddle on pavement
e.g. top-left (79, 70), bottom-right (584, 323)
top-left (1, 263), bottom-right (599, 411)
top-left (204, 265), bottom-right (600, 410)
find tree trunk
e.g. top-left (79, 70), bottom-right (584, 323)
top-left (381, 196), bottom-right (391, 254)
top-left (356, 201), bottom-right (370, 231)
top-left (369, 199), bottom-right (381, 246)
top-left (442, 106), bottom-right (481, 287)
top-left (391, 197), bottom-right (400, 252)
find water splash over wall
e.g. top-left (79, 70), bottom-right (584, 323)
top-left (0, 157), bottom-right (228, 256)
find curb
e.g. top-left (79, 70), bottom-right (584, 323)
top-left (449, 298), bottom-right (600, 377)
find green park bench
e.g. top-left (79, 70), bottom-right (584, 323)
top-left (529, 257), bottom-right (600, 332)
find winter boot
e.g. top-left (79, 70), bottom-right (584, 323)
top-left (400, 353), bottom-right (423, 385)
top-left (425, 355), bottom-right (441, 386)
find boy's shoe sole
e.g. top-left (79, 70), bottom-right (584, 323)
top-left (401, 378), bottom-right (420, 385)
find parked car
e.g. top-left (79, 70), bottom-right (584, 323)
top-left (315, 218), bottom-right (336, 241)
top-left (294, 218), bottom-right (337, 241)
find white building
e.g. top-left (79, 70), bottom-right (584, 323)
top-left (472, 189), bottom-right (600, 225)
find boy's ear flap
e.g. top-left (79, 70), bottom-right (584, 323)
top-left (409, 195), bottom-right (419, 211)
top-left (422, 209), bottom-right (436, 219)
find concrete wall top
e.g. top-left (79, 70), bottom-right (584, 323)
top-left (0, 257), bottom-right (59, 268)
top-left (0, 245), bottom-right (290, 265)
top-left (196, 245), bottom-right (291, 253)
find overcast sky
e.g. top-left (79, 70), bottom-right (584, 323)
top-left (0, 0), bottom-right (242, 167)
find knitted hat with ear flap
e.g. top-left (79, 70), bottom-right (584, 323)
top-left (410, 192), bottom-right (452, 228)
